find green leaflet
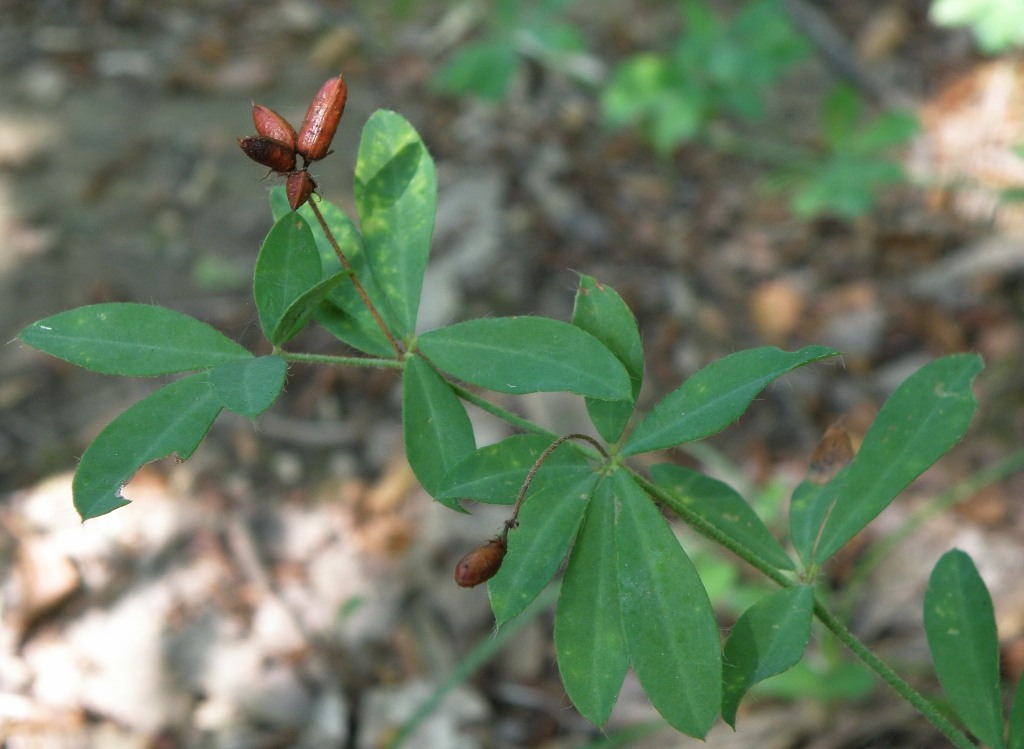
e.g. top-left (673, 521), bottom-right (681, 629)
top-left (623, 345), bottom-right (837, 456)
top-left (402, 356), bottom-right (476, 512)
top-left (253, 212), bottom-right (322, 344)
top-left (418, 317), bottom-right (631, 400)
top-left (488, 467), bottom-right (597, 624)
top-left (355, 110), bottom-right (437, 337)
top-left (571, 275), bottom-right (644, 443)
top-left (555, 478), bottom-right (628, 726)
top-left (794, 354), bottom-right (983, 565)
top-left (19, 303), bottom-right (250, 376)
top-left (721, 585), bottom-right (813, 726)
top-left (73, 373), bottom-right (222, 520)
top-left (924, 550), bottom-right (1005, 749)
top-left (612, 471), bottom-right (721, 738)
top-left (208, 355), bottom-right (287, 418)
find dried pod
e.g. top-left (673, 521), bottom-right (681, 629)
top-left (808, 424), bottom-right (855, 485)
top-left (238, 135), bottom-right (296, 173)
top-left (454, 537), bottom-right (507, 588)
top-left (286, 169), bottom-right (316, 210)
top-left (252, 104), bottom-right (297, 151)
top-left (296, 75), bottom-right (348, 163)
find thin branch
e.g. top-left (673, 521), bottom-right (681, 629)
top-left (307, 198), bottom-right (403, 356)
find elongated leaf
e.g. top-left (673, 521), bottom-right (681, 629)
top-left (555, 479), bottom-right (628, 726)
top-left (612, 471), bottom-right (721, 738)
top-left (402, 356), bottom-right (476, 512)
top-left (271, 188), bottom-right (397, 356)
top-left (650, 464), bottom-right (794, 570)
top-left (810, 355), bottom-right (982, 564)
top-left (1009, 669), bottom-right (1024, 749)
top-left (622, 346), bottom-right (838, 456)
top-left (721, 586), bottom-right (813, 726)
top-left (271, 270), bottom-right (351, 345)
top-left (788, 478), bottom-right (838, 565)
top-left (924, 550), bottom-right (1005, 749)
top-left (73, 373), bottom-right (221, 520)
top-left (437, 433), bottom-right (588, 504)
top-left (19, 303), bottom-right (250, 376)
top-left (572, 275), bottom-right (644, 442)
top-left (254, 213), bottom-right (322, 344)
top-left (489, 467), bottom-right (597, 624)
top-left (355, 110), bottom-right (436, 336)
top-left (208, 355), bottom-right (287, 417)
top-left (418, 317), bottom-right (631, 399)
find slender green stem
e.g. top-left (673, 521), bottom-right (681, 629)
top-left (446, 382), bottom-right (557, 439)
top-left (635, 469), bottom-right (975, 749)
top-left (279, 351), bottom-right (403, 369)
top-left (384, 583), bottom-right (561, 749)
top-left (307, 198), bottom-right (403, 356)
top-left (633, 471), bottom-right (792, 588)
top-left (703, 122), bottom-right (821, 168)
top-left (812, 597), bottom-right (976, 749)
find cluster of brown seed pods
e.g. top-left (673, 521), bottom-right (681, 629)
top-left (239, 74), bottom-right (348, 210)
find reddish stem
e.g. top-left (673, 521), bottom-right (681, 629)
top-left (501, 433), bottom-right (608, 543)
top-left (307, 198), bottom-right (403, 356)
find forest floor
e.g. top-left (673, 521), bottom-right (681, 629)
top-left (1, 2), bottom-right (1023, 748)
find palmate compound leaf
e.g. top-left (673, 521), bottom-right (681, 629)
top-left (571, 275), bottom-right (644, 443)
top-left (73, 373), bottom-right (222, 520)
top-left (402, 355), bottom-right (476, 512)
top-left (417, 317), bottom-right (631, 400)
top-left (622, 345), bottom-right (838, 456)
top-left (793, 354), bottom-right (983, 565)
top-left (555, 478), bottom-right (628, 726)
top-left (612, 470), bottom-right (721, 738)
top-left (488, 466), bottom-right (598, 625)
top-left (721, 585), bottom-right (813, 726)
top-left (355, 110), bottom-right (437, 338)
top-left (924, 550), bottom-right (1006, 749)
top-left (19, 303), bottom-right (251, 376)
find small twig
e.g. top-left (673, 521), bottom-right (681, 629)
top-left (307, 199), bottom-right (404, 356)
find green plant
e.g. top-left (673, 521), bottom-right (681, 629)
top-left (17, 79), bottom-right (1023, 747)
top-left (601, 0), bottom-right (809, 153)
top-left (930, 0), bottom-right (1024, 53)
top-left (431, 0), bottom-right (587, 100)
top-left (768, 84), bottom-right (919, 218)
top-left (601, 2), bottom-right (920, 219)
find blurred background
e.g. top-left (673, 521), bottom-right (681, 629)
top-left (2, 1), bottom-right (1023, 747)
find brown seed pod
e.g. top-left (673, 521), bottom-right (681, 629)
top-left (238, 135), bottom-right (296, 173)
top-left (454, 537), bottom-right (507, 588)
top-left (252, 104), bottom-right (297, 151)
top-left (286, 169), bottom-right (316, 210)
top-left (296, 75), bottom-right (348, 163)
